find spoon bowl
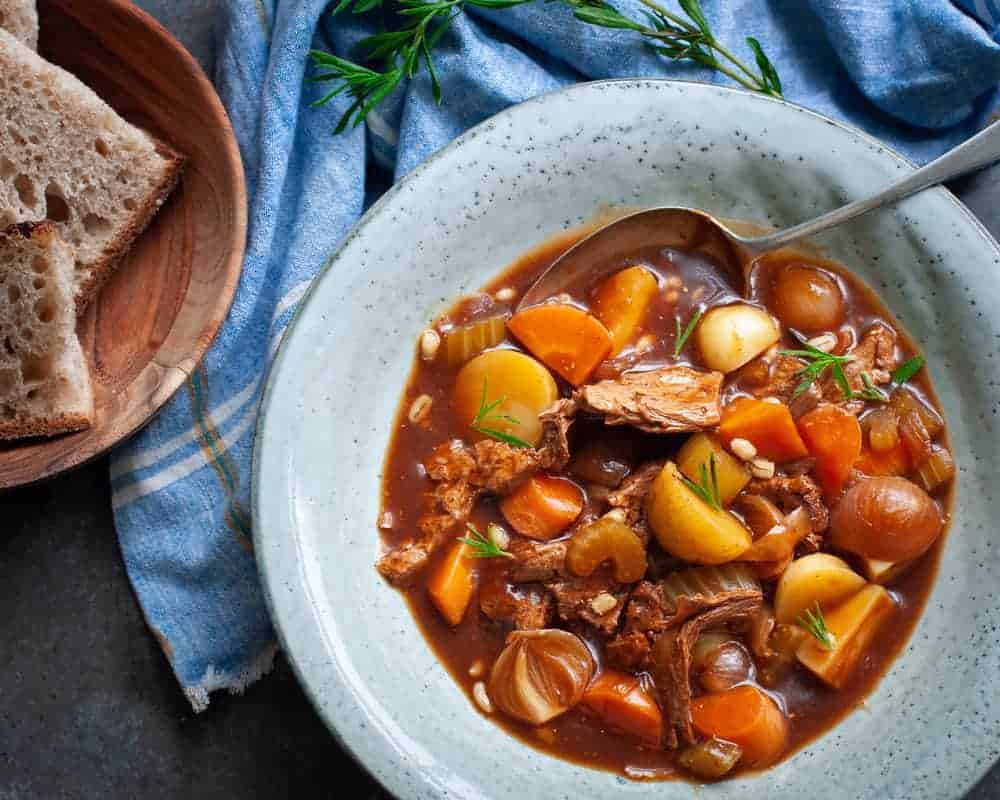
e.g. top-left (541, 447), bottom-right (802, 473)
top-left (517, 207), bottom-right (749, 308)
top-left (519, 119), bottom-right (1000, 311)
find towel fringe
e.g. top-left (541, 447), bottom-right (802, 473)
top-left (182, 642), bottom-right (280, 713)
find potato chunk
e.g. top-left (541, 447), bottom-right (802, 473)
top-left (453, 350), bottom-right (558, 446)
top-left (676, 432), bottom-right (750, 507)
top-left (774, 553), bottom-right (865, 625)
top-left (796, 584), bottom-right (896, 688)
top-left (695, 304), bottom-right (780, 373)
top-left (646, 462), bottom-right (752, 564)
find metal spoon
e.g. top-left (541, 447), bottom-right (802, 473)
top-left (519, 119), bottom-right (1000, 309)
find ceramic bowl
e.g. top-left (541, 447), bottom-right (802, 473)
top-left (253, 80), bottom-right (1000, 799)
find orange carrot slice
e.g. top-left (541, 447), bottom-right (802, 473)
top-left (718, 397), bottom-right (808, 463)
top-left (507, 304), bottom-right (613, 386)
top-left (427, 540), bottom-right (475, 626)
top-left (581, 670), bottom-right (663, 745)
top-left (500, 474), bottom-right (584, 540)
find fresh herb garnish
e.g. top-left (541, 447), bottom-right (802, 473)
top-left (891, 355), bottom-right (925, 386)
top-left (680, 453), bottom-right (722, 511)
top-left (470, 377), bottom-right (532, 449)
top-left (309, 0), bottom-right (783, 133)
top-left (458, 522), bottom-right (515, 559)
top-left (856, 371), bottom-right (889, 402)
top-left (674, 308), bottom-right (703, 357)
top-left (779, 336), bottom-right (854, 399)
top-left (797, 602), bottom-right (834, 650)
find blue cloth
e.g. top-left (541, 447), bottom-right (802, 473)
top-left (112, 0), bottom-right (1000, 709)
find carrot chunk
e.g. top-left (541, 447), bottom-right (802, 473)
top-left (718, 397), bottom-right (808, 462)
top-left (690, 684), bottom-right (788, 767)
top-left (507, 304), bottom-right (613, 385)
top-left (581, 670), bottom-right (663, 745)
top-left (500, 474), bottom-right (584, 540)
top-left (797, 405), bottom-right (862, 496)
top-left (427, 540), bottom-right (475, 626)
top-left (590, 266), bottom-right (659, 355)
top-left (855, 440), bottom-right (911, 477)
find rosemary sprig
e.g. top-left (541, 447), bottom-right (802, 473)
top-left (674, 308), bottom-right (703, 357)
top-left (458, 522), bottom-right (515, 558)
top-left (797, 602), bottom-right (834, 650)
top-left (680, 453), bottom-right (721, 511)
top-left (891, 355), bottom-right (925, 386)
top-left (470, 377), bottom-right (532, 448)
top-left (779, 337), bottom-right (853, 399)
top-left (309, 0), bottom-right (783, 133)
top-left (855, 371), bottom-right (889, 402)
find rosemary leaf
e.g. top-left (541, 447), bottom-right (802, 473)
top-left (309, 0), bottom-right (783, 133)
top-left (892, 356), bottom-right (925, 386)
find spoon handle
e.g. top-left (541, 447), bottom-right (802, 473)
top-left (742, 119), bottom-right (1000, 255)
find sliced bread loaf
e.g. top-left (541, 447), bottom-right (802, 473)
top-left (0, 0), bottom-right (37, 49)
top-left (0, 27), bottom-right (184, 311)
top-left (0, 222), bottom-right (94, 440)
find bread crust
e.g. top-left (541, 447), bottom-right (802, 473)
top-left (0, 410), bottom-right (91, 440)
top-left (0, 220), bottom-right (95, 440)
top-left (73, 137), bottom-right (186, 312)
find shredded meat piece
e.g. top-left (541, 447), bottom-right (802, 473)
top-left (746, 474), bottom-right (829, 533)
top-left (658, 564), bottom-right (764, 630)
top-left (822, 323), bottom-right (898, 406)
top-left (608, 459), bottom-right (664, 526)
top-left (606, 569), bottom-right (763, 673)
top-left (606, 631), bottom-right (651, 671)
top-left (537, 398), bottom-right (576, 470)
top-left (375, 545), bottom-right (435, 587)
top-left (621, 581), bottom-right (671, 637)
top-left (573, 366), bottom-right (723, 434)
top-left (649, 597), bottom-right (762, 749)
top-left (508, 539), bottom-right (569, 583)
top-left (480, 583), bottom-right (554, 630)
top-left (744, 353), bottom-right (807, 402)
top-left (547, 573), bottom-right (628, 635)
top-left (467, 440), bottom-right (546, 493)
top-left (375, 479), bottom-right (480, 586)
top-left (377, 438), bottom-right (548, 586)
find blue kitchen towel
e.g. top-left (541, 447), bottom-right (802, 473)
top-left (110, 0), bottom-right (1000, 710)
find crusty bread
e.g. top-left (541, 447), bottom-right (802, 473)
top-left (0, 27), bottom-right (185, 311)
top-left (0, 222), bottom-right (94, 440)
top-left (0, 0), bottom-right (37, 50)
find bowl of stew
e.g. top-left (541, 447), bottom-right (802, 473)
top-left (253, 80), bottom-right (999, 799)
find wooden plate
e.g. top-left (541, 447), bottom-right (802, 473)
top-left (0, 0), bottom-right (247, 488)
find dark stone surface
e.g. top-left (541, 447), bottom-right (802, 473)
top-left (0, 460), bottom-right (387, 799)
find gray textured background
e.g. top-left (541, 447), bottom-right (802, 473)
top-left (0, 2), bottom-right (997, 798)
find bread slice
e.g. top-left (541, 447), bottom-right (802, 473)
top-left (0, 28), bottom-right (184, 311)
top-left (0, 0), bottom-right (37, 50)
top-left (0, 222), bottom-right (94, 440)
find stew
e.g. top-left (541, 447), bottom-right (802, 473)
top-left (375, 224), bottom-right (953, 781)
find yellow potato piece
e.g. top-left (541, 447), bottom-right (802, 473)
top-left (676, 433), bottom-right (750, 507)
top-left (859, 557), bottom-right (914, 585)
top-left (453, 350), bottom-right (558, 446)
top-left (797, 584), bottom-right (896, 689)
top-left (646, 462), bottom-right (752, 564)
top-left (774, 553), bottom-right (866, 625)
top-left (695, 304), bottom-right (780, 373)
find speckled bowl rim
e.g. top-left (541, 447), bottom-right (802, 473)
top-left (252, 78), bottom-right (1000, 799)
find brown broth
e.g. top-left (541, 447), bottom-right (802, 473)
top-left (378, 224), bottom-right (954, 781)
